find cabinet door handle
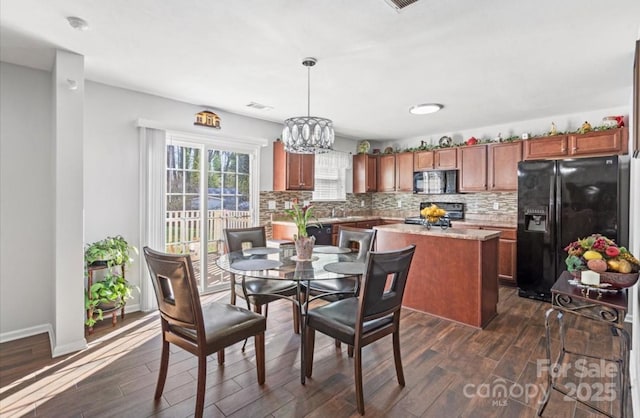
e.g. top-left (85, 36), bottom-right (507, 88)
top-left (561, 146), bottom-right (566, 152)
top-left (572, 147), bottom-right (577, 152)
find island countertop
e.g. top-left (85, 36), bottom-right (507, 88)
top-left (373, 223), bottom-right (501, 241)
top-left (375, 222), bottom-right (500, 328)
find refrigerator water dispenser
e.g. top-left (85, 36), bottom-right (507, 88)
top-left (524, 207), bottom-right (547, 232)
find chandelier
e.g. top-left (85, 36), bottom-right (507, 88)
top-left (282, 57), bottom-right (335, 154)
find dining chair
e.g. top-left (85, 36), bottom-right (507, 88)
top-left (306, 226), bottom-right (376, 300)
top-left (142, 247), bottom-right (266, 418)
top-left (224, 226), bottom-right (300, 333)
top-left (304, 245), bottom-right (416, 415)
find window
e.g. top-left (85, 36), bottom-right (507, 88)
top-left (312, 150), bottom-right (351, 201)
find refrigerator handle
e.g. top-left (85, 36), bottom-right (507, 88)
top-left (554, 163), bottom-right (562, 280)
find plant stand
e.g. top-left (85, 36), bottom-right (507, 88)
top-left (86, 263), bottom-right (126, 335)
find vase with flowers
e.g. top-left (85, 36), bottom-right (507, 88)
top-left (285, 202), bottom-right (320, 260)
top-left (564, 234), bottom-right (640, 288)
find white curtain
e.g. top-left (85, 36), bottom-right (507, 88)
top-left (138, 127), bottom-right (166, 311)
top-left (313, 150), bottom-right (352, 201)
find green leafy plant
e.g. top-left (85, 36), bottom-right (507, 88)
top-left (284, 202), bottom-right (320, 238)
top-left (84, 235), bottom-right (137, 267)
top-left (84, 236), bottom-right (138, 327)
top-left (85, 271), bottom-right (134, 327)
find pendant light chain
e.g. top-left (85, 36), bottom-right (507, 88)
top-left (307, 64), bottom-right (311, 117)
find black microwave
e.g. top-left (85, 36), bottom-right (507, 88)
top-left (413, 170), bottom-right (458, 194)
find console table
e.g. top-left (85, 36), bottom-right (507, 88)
top-left (537, 271), bottom-right (630, 417)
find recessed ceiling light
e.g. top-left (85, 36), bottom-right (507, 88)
top-left (66, 16), bottom-right (89, 31)
top-left (409, 103), bottom-right (443, 115)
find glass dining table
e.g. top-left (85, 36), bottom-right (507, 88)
top-left (216, 245), bottom-right (366, 384)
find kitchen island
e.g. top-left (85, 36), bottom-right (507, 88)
top-left (374, 223), bottom-right (501, 328)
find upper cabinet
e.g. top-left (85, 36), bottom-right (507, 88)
top-left (523, 135), bottom-right (569, 160)
top-left (273, 140), bottom-right (314, 191)
top-left (395, 152), bottom-right (414, 192)
top-left (523, 128), bottom-right (628, 160)
top-left (568, 128), bottom-right (628, 157)
top-left (458, 145), bottom-right (487, 192)
top-left (488, 141), bottom-right (522, 191)
top-left (434, 148), bottom-right (458, 169)
top-left (413, 148), bottom-right (457, 171)
top-left (414, 151), bottom-right (434, 171)
top-left (353, 154), bottom-right (377, 193)
top-left (377, 154), bottom-right (396, 192)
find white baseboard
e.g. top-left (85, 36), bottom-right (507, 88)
top-left (52, 338), bottom-right (87, 358)
top-left (0, 323), bottom-right (53, 345)
top-left (125, 303), bottom-right (140, 314)
top-left (631, 348), bottom-right (639, 418)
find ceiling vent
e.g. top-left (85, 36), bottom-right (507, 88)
top-left (246, 101), bottom-right (273, 111)
top-left (383, 0), bottom-right (419, 11)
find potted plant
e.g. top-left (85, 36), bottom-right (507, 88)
top-left (85, 235), bottom-right (136, 267)
top-left (84, 235), bottom-right (138, 327)
top-left (284, 202), bottom-right (320, 260)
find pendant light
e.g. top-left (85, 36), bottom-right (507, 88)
top-left (282, 57), bottom-right (335, 154)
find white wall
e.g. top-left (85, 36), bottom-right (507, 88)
top-left (0, 61), bottom-right (359, 343)
top-left (84, 81), bottom-right (290, 310)
top-left (0, 63), bottom-right (54, 338)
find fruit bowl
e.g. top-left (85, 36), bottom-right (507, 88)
top-left (571, 270), bottom-right (639, 289)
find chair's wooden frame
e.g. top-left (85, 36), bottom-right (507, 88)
top-left (304, 245), bottom-right (416, 415)
top-left (143, 247), bottom-right (266, 418)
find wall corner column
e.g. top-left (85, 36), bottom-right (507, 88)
top-left (52, 50), bottom-right (87, 356)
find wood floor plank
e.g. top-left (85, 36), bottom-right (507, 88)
top-left (0, 286), bottom-right (633, 418)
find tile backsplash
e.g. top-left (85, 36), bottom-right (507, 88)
top-left (260, 191), bottom-right (516, 236)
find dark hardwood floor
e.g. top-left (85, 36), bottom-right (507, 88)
top-left (0, 286), bottom-right (632, 417)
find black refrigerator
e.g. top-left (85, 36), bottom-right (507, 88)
top-left (516, 155), bottom-right (629, 302)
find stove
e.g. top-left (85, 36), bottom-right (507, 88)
top-left (404, 202), bottom-right (464, 226)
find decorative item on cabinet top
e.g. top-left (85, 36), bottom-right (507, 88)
top-left (357, 140), bottom-right (371, 154)
top-left (194, 110), bottom-right (221, 129)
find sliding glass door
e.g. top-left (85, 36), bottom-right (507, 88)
top-left (165, 139), bottom-right (255, 293)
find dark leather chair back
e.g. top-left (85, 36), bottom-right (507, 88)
top-left (143, 247), bottom-right (203, 332)
top-left (358, 245), bottom-right (415, 321)
top-left (142, 246), bottom-right (267, 417)
top-left (224, 226), bottom-right (266, 252)
top-left (337, 226), bottom-right (376, 260)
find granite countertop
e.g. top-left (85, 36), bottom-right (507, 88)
top-left (271, 215), bottom-right (383, 225)
top-left (452, 220), bottom-right (517, 229)
top-left (373, 223), bottom-right (501, 241)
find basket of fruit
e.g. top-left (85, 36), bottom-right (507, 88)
top-left (565, 234), bottom-right (639, 289)
top-left (420, 204), bottom-right (448, 230)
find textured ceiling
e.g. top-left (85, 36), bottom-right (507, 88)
top-left (1, 0), bottom-right (639, 141)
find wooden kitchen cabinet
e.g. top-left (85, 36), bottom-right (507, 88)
top-left (413, 148), bottom-right (457, 171)
top-left (458, 144), bottom-right (487, 192)
top-left (331, 222), bottom-right (358, 245)
top-left (524, 128), bottom-right (628, 160)
top-left (414, 150), bottom-right (434, 171)
top-left (458, 224), bottom-right (517, 284)
top-left (568, 128), bottom-right (628, 157)
top-left (272, 223), bottom-right (297, 241)
top-left (434, 148), bottom-right (458, 169)
top-left (488, 141), bottom-right (522, 191)
top-left (395, 152), bottom-right (414, 192)
top-left (492, 228), bottom-right (517, 284)
top-left (377, 154), bottom-right (396, 192)
top-left (352, 154), bottom-right (377, 193)
top-left (523, 135), bottom-right (569, 160)
top-left (273, 140), bottom-right (314, 191)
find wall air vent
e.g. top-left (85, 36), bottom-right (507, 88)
top-left (383, 0), bottom-right (419, 11)
top-left (246, 101), bottom-right (273, 111)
